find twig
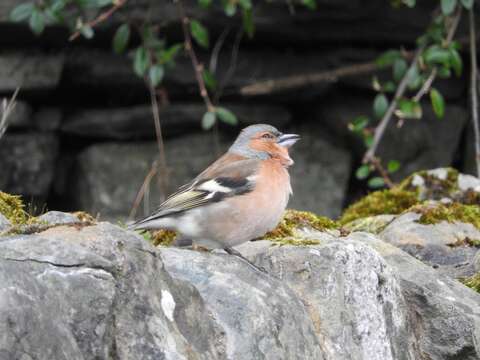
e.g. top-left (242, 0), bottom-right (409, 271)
top-left (129, 161), bottom-right (158, 220)
top-left (370, 157), bottom-right (395, 188)
top-left (0, 88), bottom-right (20, 141)
top-left (69, 0), bottom-right (127, 41)
top-left (413, 68), bottom-right (437, 101)
top-left (176, 0), bottom-right (215, 112)
top-left (363, 7), bottom-right (462, 164)
top-left (209, 27), bottom-right (231, 75)
top-left (469, 7), bottom-right (480, 177)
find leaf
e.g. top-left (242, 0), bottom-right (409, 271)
top-left (355, 165), bottom-right (370, 180)
top-left (190, 20), bottom-right (209, 48)
top-left (77, 0), bottom-right (112, 8)
top-left (364, 133), bottom-right (374, 148)
top-left (223, 2), bottom-right (237, 16)
top-left (159, 44), bottom-right (183, 65)
top-left (113, 24), bottom-right (130, 54)
top-left (80, 24), bottom-right (94, 39)
top-left (133, 47), bottom-right (149, 77)
top-left (368, 177), bottom-right (386, 189)
top-left (407, 64), bottom-right (422, 90)
top-left (238, 0), bottom-right (253, 9)
top-left (10, 3), bottom-right (34, 22)
top-left (373, 94), bottom-right (389, 119)
top-left (202, 111), bottom-right (216, 130)
top-left (393, 58), bottom-right (407, 82)
top-left (383, 81), bottom-right (396, 93)
top-left (202, 69), bottom-right (217, 91)
top-left (430, 88), bottom-right (445, 119)
top-left (242, 8), bottom-right (255, 38)
top-left (348, 115), bottom-right (369, 132)
top-left (387, 160), bottom-right (401, 173)
top-left (29, 8), bottom-right (45, 35)
top-left (423, 45), bottom-right (451, 65)
top-left (149, 65), bottom-right (165, 87)
top-left (376, 50), bottom-right (402, 68)
top-left (441, 0), bottom-right (457, 15)
top-left (449, 48), bottom-right (463, 77)
top-left (198, 0), bottom-right (212, 8)
top-left (215, 107), bottom-right (237, 125)
top-left (396, 98), bottom-right (423, 119)
top-left (460, 0), bottom-right (474, 9)
top-left (403, 0), bottom-right (416, 7)
top-left (302, 0), bottom-right (317, 10)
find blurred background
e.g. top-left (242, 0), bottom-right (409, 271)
top-left (0, 0), bottom-right (478, 221)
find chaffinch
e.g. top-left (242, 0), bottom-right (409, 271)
top-left (130, 124), bottom-right (300, 250)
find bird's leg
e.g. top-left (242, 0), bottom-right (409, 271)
top-left (224, 247), bottom-right (268, 274)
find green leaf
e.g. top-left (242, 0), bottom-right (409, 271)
top-left (202, 111), bottom-right (216, 130)
top-left (198, 0), bottom-right (212, 8)
top-left (202, 70), bottom-right (217, 91)
top-left (460, 0), bottom-right (474, 9)
top-left (29, 8), bottom-right (45, 35)
top-left (159, 44), bottom-right (183, 65)
top-left (449, 48), bottom-right (463, 77)
top-left (80, 24), bottom-right (94, 39)
top-left (223, 2), bottom-right (237, 16)
top-left (190, 20), bottom-right (209, 48)
top-left (407, 64), bottom-right (422, 90)
top-left (368, 177), bottom-right (386, 189)
top-left (387, 160), bottom-right (401, 173)
top-left (215, 107), bottom-right (237, 125)
top-left (10, 3), bottom-right (34, 22)
top-left (383, 81), bottom-right (396, 93)
top-left (348, 115), bottom-right (369, 132)
top-left (376, 50), bottom-right (402, 68)
top-left (113, 24), bottom-right (130, 54)
top-left (403, 0), bottom-right (416, 7)
top-left (424, 45), bottom-right (451, 66)
top-left (441, 0), bottom-right (457, 15)
top-left (355, 165), bottom-right (371, 180)
top-left (373, 94), bottom-right (389, 119)
top-left (393, 58), bottom-right (407, 82)
top-left (396, 98), bottom-right (422, 119)
top-left (149, 65), bottom-right (165, 87)
top-left (430, 88), bottom-right (445, 119)
top-left (242, 8), bottom-right (255, 38)
top-left (239, 0), bottom-right (253, 9)
top-left (77, 0), bottom-right (112, 8)
top-left (302, 0), bottom-right (317, 10)
top-left (133, 47), bottom-right (149, 77)
top-left (438, 66), bottom-right (451, 78)
top-left (364, 133), bottom-right (374, 148)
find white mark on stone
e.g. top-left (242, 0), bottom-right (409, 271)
top-left (161, 290), bottom-right (176, 322)
top-left (445, 296), bottom-right (456, 302)
top-left (309, 249), bottom-right (321, 256)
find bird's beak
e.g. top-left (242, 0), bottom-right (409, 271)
top-left (277, 133), bottom-right (300, 148)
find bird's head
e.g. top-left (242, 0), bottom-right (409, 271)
top-left (229, 124), bottom-right (300, 166)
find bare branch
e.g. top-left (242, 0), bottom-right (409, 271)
top-left (0, 88), bottom-right (20, 141)
top-left (469, 7), bottom-right (480, 177)
top-left (370, 157), bottom-right (395, 188)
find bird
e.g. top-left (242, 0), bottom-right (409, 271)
top-left (130, 124), bottom-right (300, 253)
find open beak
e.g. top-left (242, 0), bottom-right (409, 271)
top-left (277, 133), bottom-right (300, 148)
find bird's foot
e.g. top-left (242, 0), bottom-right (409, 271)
top-left (224, 247), bottom-right (268, 274)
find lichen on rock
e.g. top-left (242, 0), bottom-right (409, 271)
top-left (460, 273), bottom-right (480, 293)
top-left (0, 191), bottom-right (29, 225)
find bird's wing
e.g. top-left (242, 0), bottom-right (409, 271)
top-left (131, 156), bottom-right (259, 227)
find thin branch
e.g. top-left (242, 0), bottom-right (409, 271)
top-left (370, 157), bottom-right (395, 188)
top-left (209, 27), bottom-right (231, 75)
top-left (129, 161), bottom-right (158, 220)
top-left (0, 88), bottom-right (20, 141)
top-left (469, 7), bottom-right (480, 177)
top-left (413, 68), bottom-right (437, 101)
top-left (176, 0), bottom-right (215, 112)
top-left (69, 0), bottom-right (127, 41)
top-left (363, 7), bottom-right (462, 164)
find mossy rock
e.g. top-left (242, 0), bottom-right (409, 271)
top-left (148, 229), bottom-right (177, 246)
top-left (460, 273), bottom-right (480, 293)
top-left (0, 191), bottom-right (29, 225)
top-left (410, 202), bottom-right (480, 230)
top-left (341, 214), bottom-right (396, 234)
top-left (339, 189), bottom-right (418, 225)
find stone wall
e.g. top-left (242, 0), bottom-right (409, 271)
top-left (0, 0), bottom-right (476, 220)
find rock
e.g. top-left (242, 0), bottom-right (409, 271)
top-left (0, 213), bottom-right (11, 232)
top-left (37, 211), bottom-right (81, 226)
top-left (0, 222), bottom-right (226, 359)
top-left (62, 103), bottom-right (291, 140)
top-left (288, 124), bottom-right (351, 217)
top-left (249, 240), bottom-right (415, 360)
top-left (2, 100), bottom-right (32, 129)
top-left (317, 96), bottom-right (468, 180)
top-left (341, 214), bottom-right (396, 234)
top-left (0, 52), bottom-right (64, 91)
top-left (474, 251), bottom-right (480, 273)
top-left (350, 232), bottom-right (480, 359)
top-left (160, 247), bottom-right (324, 360)
top-left (33, 107), bottom-right (63, 131)
top-left (0, 133), bottom-right (58, 197)
top-left (380, 211), bottom-right (480, 278)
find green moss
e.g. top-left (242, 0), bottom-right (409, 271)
top-left (270, 237), bottom-right (321, 246)
top-left (412, 202), bottom-right (480, 230)
top-left (0, 191), bottom-right (29, 225)
top-left (398, 168), bottom-right (460, 200)
top-left (341, 215), bottom-right (395, 234)
top-left (264, 209), bottom-right (337, 240)
top-left (149, 229), bottom-right (177, 246)
top-left (339, 189), bottom-right (418, 225)
top-left (460, 273), bottom-right (480, 293)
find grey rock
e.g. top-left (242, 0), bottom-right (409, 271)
top-left (474, 251), bottom-right (480, 272)
top-left (0, 133), bottom-right (59, 197)
top-left (351, 232), bottom-right (480, 359)
top-left (458, 173), bottom-right (480, 192)
top-left (160, 247), bottom-right (324, 360)
top-left (62, 103), bottom-right (291, 140)
top-left (0, 52), bottom-right (64, 91)
top-left (0, 213), bottom-right (11, 232)
top-left (37, 211), bottom-right (81, 226)
top-left (289, 124), bottom-right (351, 217)
top-left (249, 241), bottom-right (415, 360)
top-left (0, 223), bottom-right (225, 359)
top-left (317, 97), bottom-right (468, 180)
top-left (380, 211), bottom-right (480, 278)
top-left (33, 108), bottom-right (63, 131)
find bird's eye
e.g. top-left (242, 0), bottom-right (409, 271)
top-left (261, 133), bottom-right (274, 139)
